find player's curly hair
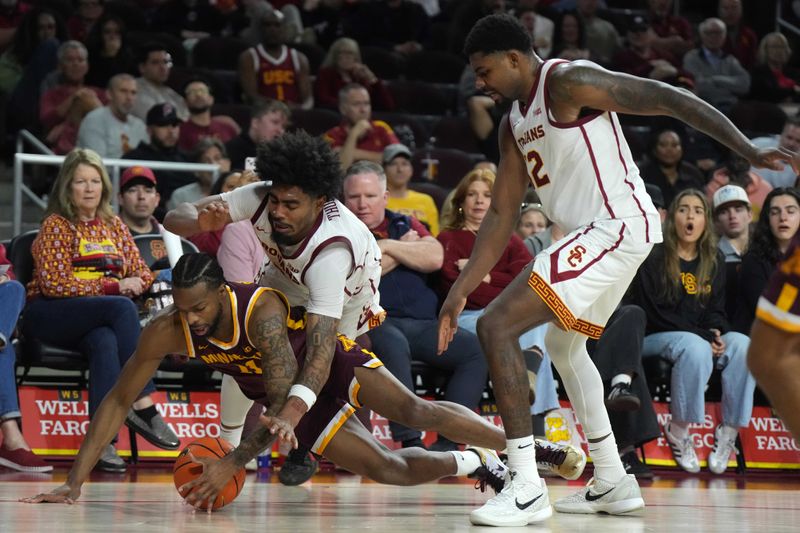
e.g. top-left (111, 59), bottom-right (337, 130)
top-left (255, 130), bottom-right (343, 200)
top-left (463, 13), bottom-right (533, 57)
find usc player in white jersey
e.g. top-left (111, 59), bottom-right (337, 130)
top-left (437, 14), bottom-right (798, 527)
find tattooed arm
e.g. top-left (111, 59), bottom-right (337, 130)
top-left (229, 291), bottom-right (302, 467)
top-left (296, 312), bottom-right (339, 394)
top-left (547, 61), bottom-right (799, 172)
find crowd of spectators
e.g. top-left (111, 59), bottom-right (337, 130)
top-left (1, 0), bottom-right (799, 478)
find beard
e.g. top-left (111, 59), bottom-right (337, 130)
top-left (188, 104), bottom-right (211, 115)
top-left (203, 302), bottom-right (224, 338)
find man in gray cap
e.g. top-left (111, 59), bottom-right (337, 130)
top-left (383, 143), bottom-right (440, 235)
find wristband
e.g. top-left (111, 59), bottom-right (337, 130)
top-left (288, 384), bottom-right (317, 410)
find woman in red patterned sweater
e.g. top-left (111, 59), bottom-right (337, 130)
top-left (437, 168), bottom-right (559, 415)
top-left (23, 149), bottom-right (179, 473)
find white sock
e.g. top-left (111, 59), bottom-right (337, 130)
top-left (506, 436), bottom-right (540, 482)
top-left (450, 450), bottom-right (482, 476)
top-left (588, 434), bottom-right (626, 483)
top-left (610, 374), bottom-right (631, 387)
top-left (669, 419), bottom-right (690, 439)
top-left (219, 374), bottom-right (254, 447)
top-left (220, 425), bottom-right (244, 447)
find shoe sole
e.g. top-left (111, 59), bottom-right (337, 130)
top-left (124, 419), bottom-right (180, 450)
top-left (554, 497), bottom-right (645, 515)
top-left (469, 505), bottom-right (553, 526)
top-left (554, 444), bottom-right (587, 481)
top-left (0, 457), bottom-right (53, 473)
top-left (605, 396), bottom-right (641, 412)
top-left (278, 463), bottom-right (319, 485)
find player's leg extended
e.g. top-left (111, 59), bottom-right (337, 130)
top-left (354, 366), bottom-right (505, 450)
top-left (748, 319), bottom-right (800, 440)
top-left (322, 415), bottom-right (504, 489)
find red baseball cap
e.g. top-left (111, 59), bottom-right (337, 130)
top-left (120, 165), bottom-right (157, 191)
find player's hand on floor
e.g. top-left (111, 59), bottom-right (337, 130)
top-left (179, 452), bottom-right (238, 514)
top-left (259, 414), bottom-right (299, 449)
top-left (20, 484), bottom-right (81, 504)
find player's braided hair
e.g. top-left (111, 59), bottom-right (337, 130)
top-left (463, 13), bottom-right (533, 57)
top-left (172, 253), bottom-right (224, 289)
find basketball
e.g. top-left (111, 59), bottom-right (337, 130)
top-left (172, 437), bottom-right (245, 510)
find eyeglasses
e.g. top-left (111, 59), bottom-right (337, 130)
top-left (520, 202), bottom-right (543, 210)
top-left (185, 87), bottom-right (210, 96)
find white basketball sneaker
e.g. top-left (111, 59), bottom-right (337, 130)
top-left (553, 474), bottom-right (645, 515)
top-left (470, 471), bottom-right (552, 527)
top-left (465, 446), bottom-right (509, 493)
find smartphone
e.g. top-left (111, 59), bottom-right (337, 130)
top-left (245, 157), bottom-right (256, 172)
top-left (0, 264), bottom-right (10, 276)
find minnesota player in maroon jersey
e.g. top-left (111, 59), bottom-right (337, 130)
top-left (748, 232), bottom-right (800, 441)
top-left (22, 254), bottom-right (585, 509)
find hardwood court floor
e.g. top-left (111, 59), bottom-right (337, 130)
top-left (1, 467), bottom-right (799, 532)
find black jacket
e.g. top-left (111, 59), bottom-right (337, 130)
top-left (631, 244), bottom-right (728, 341)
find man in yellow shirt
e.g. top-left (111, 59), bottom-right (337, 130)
top-left (383, 144), bottom-right (440, 235)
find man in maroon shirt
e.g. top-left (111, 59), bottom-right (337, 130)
top-left (323, 83), bottom-right (399, 170)
top-left (718, 0), bottom-right (758, 70)
top-left (646, 0), bottom-right (694, 58)
top-left (177, 78), bottom-right (240, 153)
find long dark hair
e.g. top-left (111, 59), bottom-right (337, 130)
top-left (662, 189), bottom-right (718, 304)
top-left (85, 13), bottom-right (128, 57)
top-left (748, 187), bottom-right (800, 264)
top-left (7, 8), bottom-right (67, 64)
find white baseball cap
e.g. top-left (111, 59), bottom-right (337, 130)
top-left (712, 184), bottom-right (750, 212)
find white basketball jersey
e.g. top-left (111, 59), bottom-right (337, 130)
top-left (509, 59), bottom-right (662, 244)
top-left (249, 198), bottom-right (384, 334)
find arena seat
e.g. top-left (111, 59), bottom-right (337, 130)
top-left (8, 230), bottom-right (87, 385)
top-left (191, 36), bottom-right (249, 70)
top-left (289, 107), bottom-right (341, 136)
top-left (432, 116), bottom-right (480, 153)
top-left (405, 50), bottom-right (466, 84)
top-left (211, 103), bottom-right (252, 132)
top-left (411, 147), bottom-right (481, 189)
top-left (133, 234), bottom-right (199, 271)
top-left (388, 80), bottom-right (458, 116)
top-left (360, 46), bottom-right (406, 80)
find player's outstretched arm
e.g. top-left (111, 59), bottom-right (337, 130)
top-left (438, 117), bottom-right (529, 353)
top-left (20, 315), bottom-right (182, 504)
top-left (163, 194), bottom-right (233, 237)
top-left (251, 291), bottom-right (303, 447)
top-left (548, 61), bottom-right (800, 172)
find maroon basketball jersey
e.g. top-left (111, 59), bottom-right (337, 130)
top-left (178, 282), bottom-right (382, 402)
top-left (248, 44), bottom-right (302, 104)
top-left (179, 282), bottom-right (306, 396)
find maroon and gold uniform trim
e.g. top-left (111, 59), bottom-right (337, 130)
top-left (527, 272), bottom-right (604, 339)
top-left (312, 403), bottom-right (356, 455)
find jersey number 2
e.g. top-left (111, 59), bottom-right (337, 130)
top-left (526, 149), bottom-right (551, 189)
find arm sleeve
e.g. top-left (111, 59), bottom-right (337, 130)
top-left (32, 216), bottom-right (119, 297)
top-left (218, 222), bottom-right (262, 282)
top-left (219, 182), bottom-right (266, 222)
top-left (302, 243), bottom-right (352, 318)
top-left (437, 231), bottom-right (464, 289)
